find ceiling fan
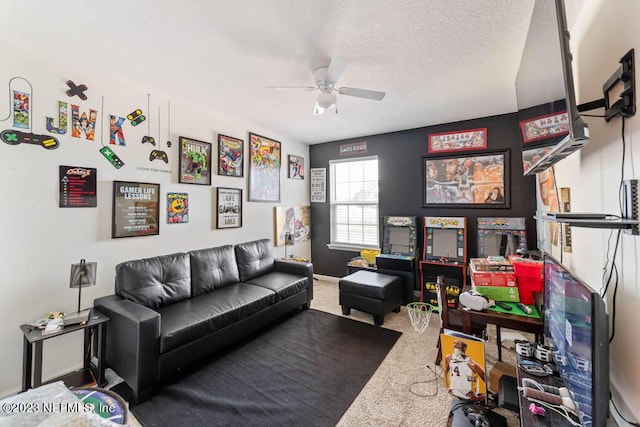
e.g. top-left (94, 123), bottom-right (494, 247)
top-left (267, 57), bottom-right (385, 115)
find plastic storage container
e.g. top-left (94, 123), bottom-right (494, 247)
top-left (512, 258), bottom-right (543, 305)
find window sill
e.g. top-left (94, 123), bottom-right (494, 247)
top-left (326, 243), bottom-right (380, 253)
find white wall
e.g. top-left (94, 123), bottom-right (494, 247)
top-left (0, 47), bottom-right (309, 396)
top-left (540, 0), bottom-right (640, 422)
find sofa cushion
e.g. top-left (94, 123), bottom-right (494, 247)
top-left (245, 272), bottom-right (308, 302)
top-left (234, 239), bottom-right (274, 282)
top-left (189, 245), bottom-right (240, 296)
top-left (116, 252), bottom-right (191, 309)
top-left (156, 283), bottom-right (275, 353)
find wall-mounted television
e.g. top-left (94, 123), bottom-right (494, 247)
top-left (543, 253), bottom-right (609, 427)
top-left (516, 0), bottom-right (589, 175)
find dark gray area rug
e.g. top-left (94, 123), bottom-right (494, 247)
top-left (129, 309), bottom-right (401, 427)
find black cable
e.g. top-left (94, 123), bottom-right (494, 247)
top-left (601, 230), bottom-right (622, 298)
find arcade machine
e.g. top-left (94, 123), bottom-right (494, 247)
top-left (376, 216), bottom-right (420, 304)
top-left (420, 216), bottom-right (467, 309)
top-left (476, 217), bottom-right (527, 258)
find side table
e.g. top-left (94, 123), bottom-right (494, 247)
top-left (20, 308), bottom-right (110, 391)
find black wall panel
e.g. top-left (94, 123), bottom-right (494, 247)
top-left (309, 112), bottom-right (538, 278)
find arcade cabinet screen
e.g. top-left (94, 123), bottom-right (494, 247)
top-left (479, 231), bottom-right (524, 258)
top-left (388, 227), bottom-right (412, 254)
top-left (432, 228), bottom-right (459, 259)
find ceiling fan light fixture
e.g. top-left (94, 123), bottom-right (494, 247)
top-left (317, 92), bottom-right (337, 109)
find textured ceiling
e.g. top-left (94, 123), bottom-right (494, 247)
top-left (2, 0), bottom-right (585, 144)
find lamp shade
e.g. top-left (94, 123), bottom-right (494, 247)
top-left (69, 259), bottom-right (97, 288)
top-left (317, 92), bottom-right (337, 109)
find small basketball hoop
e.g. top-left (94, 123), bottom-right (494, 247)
top-left (406, 302), bottom-right (436, 334)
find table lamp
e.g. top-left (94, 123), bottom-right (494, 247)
top-left (284, 232), bottom-right (294, 258)
top-left (68, 259), bottom-right (97, 324)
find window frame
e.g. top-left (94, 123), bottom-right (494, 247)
top-left (327, 155), bottom-right (380, 252)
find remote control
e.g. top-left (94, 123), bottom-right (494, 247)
top-left (516, 302), bottom-right (533, 314)
top-left (496, 301), bottom-right (512, 310)
top-left (100, 146), bottom-right (125, 169)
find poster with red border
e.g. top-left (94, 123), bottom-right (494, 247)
top-left (519, 111), bottom-right (569, 144)
top-left (428, 128), bottom-right (487, 153)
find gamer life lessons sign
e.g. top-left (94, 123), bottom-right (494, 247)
top-left (112, 181), bottom-right (160, 238)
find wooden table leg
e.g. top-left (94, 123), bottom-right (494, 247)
top-left (22, 337), bottom-right (32, 392)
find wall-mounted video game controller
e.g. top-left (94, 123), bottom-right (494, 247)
top-left (1, 129), bottom-right (59, 149)
top-left (142, 136), bottom-right (155, 145)
top-left (149, 149), bottom-right (168, 163)
top-left (100, 146), bottom-right (124, 169)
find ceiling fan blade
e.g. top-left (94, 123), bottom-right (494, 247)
top-left (266, 86), bottom-right (316, 91)
top-left (326, 57), bottom-right (348, 83)
top-left (338, 87), bottom-right (385, 101)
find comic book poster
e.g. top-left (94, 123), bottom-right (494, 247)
top-left (167, 192), bottom-right (189, 224)
top-left (218, 134), bottom-right (244, 177)
top-left (248, 132), bottom-right (281, 202)
top-left (274, 206), bottom-right (310, 246)
top-left (179, 136), bottom-right (212, 185)
top-left (441, 329), bottom-right (487, 401)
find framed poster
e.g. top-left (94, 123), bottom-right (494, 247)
top-left (428, 128), bottom-right (487, 154)
top-left (248, 132), bottom-right (281, 202)
top-left (178, 136), bottom-right (212, 185)
top-left (423, 150), bottom-right (510, 208)
top-left (288, 155), bottom-right (304, 179)
top-left (310, 168), bottom-right (326, 203)
top-left (519, 111), bottom-right (569, 144)
top-left (112, 181), bottom-right (160, 238)
top-left (59, 165), bottom-right (97, 208)
top-left (217, 134), bottom-right (244, 177)
top-left (216, 187), bottom-right (242, 229)
top-left (274, 206), bottom-right (311, 246)
top-left (167, 192), bottom-right (189, 224)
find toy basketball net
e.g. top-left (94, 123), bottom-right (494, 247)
top-left (406, 302), bottom-right (436, 334)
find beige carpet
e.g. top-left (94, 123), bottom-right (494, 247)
top-left (313, 277), bottom-right (524, 427)
top-left (124, 277), bottom-right (527, 426)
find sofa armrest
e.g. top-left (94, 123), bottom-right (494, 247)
top-left (94, 295), bottom-right (161, 400)
top-left (273, 260), bottom-right (314, 302)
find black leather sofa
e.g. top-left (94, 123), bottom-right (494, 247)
top-left (94, 239), bottom-right (313, 403)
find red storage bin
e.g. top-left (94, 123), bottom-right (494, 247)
top-left (512, 259), bottom-right (543, 305)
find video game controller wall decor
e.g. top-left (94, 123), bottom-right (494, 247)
top-left (142, 136), bottom-right (155, 145)
top-left (150, 149), bottom-right (168, 163)
top-left (127, 109), bottom-right (146, 126)
top-left (1, 129), bottom-right (59, 150)
top-left (100, 146), bottom-right (124, 169)
top-left (65, 80), bottom-right (88, 100)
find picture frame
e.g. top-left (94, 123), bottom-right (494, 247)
top-left (215, 187), bottom-right (242, 229)
top-left (178, 136), bottom-right (212, 185)
top-left (427, 128), bottom-right (487, 154)
top-left (112, 181), bottom-right (160, 238)
top-left (217, 134), bottom-right (244, 177)
top-left (248, 132), bottom-right (281, 202)
top-left (423, 149), bottom-right (510, 208)
top-left (274, 206), bottom-right (311, 246)
top-left (519, 110), bottom-right (569, 144)
top-left (288, 154), bottom-right (304, 179)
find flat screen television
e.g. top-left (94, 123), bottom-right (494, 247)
top-left (543, 253), bottom-right (609, 427)
top-left (516, 0), bottom-right (589, 175)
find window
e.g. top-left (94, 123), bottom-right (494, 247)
top-left (329, 156), bottom-right (379, 250)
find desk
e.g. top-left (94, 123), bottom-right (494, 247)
top-left (20, 308), bottom-right (109, 391)
top-left (457, 307), bottom-right (543, 361)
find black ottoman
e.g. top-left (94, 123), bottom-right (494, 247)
top-left (339, 270), bottom-right (403, 326)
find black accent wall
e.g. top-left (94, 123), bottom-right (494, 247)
top-left (309, 112), bottom-right (537, 277)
